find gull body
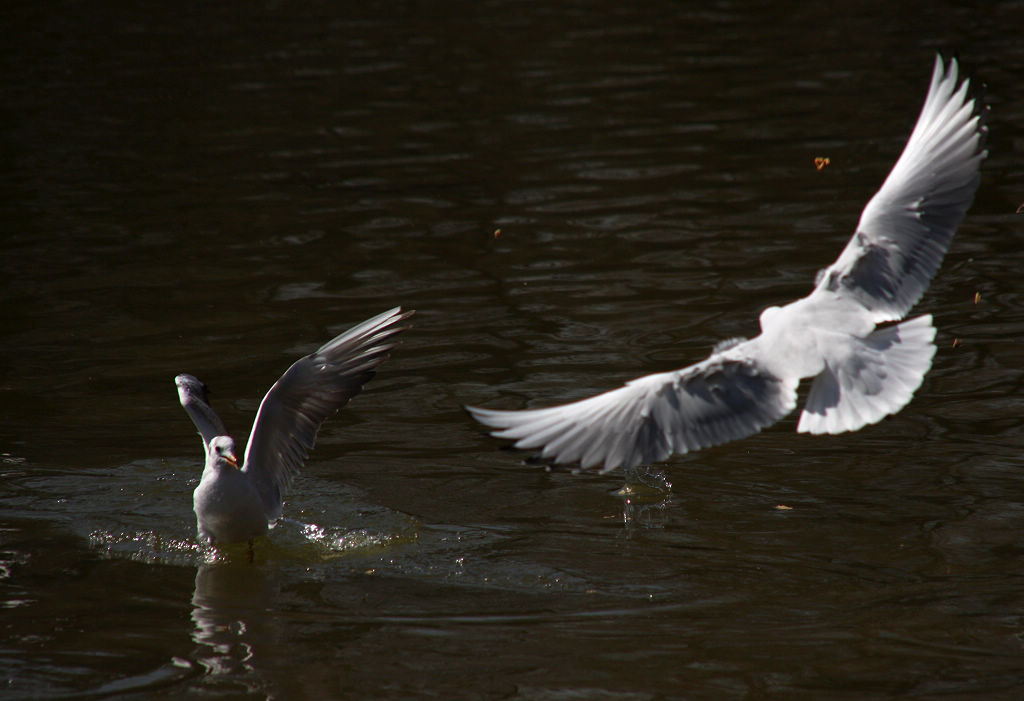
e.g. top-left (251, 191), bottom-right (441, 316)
top-left (177, 307), bottom-right (412, 544)
top-left (468, 56), bottom-right (987, 474)
top-left (192, 436), bottom-right (267, 543)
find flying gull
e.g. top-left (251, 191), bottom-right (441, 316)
top-left (468, 56), bottom-right (987, 474)
top-left (176, 307), bottom-right (413, 544)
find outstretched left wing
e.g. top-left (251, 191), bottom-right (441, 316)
top-left (468, 342), bottom-right (798, 474)
top-left (242, 307), bottom-right (413, 519)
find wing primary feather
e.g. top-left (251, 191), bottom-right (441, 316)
top-left (175, 373), bottom-right (230, 458)
top-left (816, 55), bottom-right (987, 322)
top-left (467, 348), bottom-right (799, 472)
top-left (241, 307), bottom-right (413, 518)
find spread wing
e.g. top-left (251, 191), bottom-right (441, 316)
top-left (813, 55), bottom-right (987, 321)
top-left (242, 307), bottom-right (413, 519)
top-left (467, 341), bottom-right (799, 473)
top-left (175, 373), bottom-right (230, 459)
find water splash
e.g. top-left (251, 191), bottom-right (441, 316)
top-left (88, 512), bottom-right (421, 568)
top-left (616, 465), bottom-right (673, 530)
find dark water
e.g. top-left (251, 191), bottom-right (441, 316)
top-left (3, 1), bottom-right (1024, 698)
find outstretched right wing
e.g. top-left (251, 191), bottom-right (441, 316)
top-left (467, 342), bottom-right (799, 474)
top-left (175, 373), bottom-right (229, 459)
top-left (814, 55), bottom-right (987, 322)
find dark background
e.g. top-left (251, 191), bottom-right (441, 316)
top-left (2, 1), bottom-right (1023, 698)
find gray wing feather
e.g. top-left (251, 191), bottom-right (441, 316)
top-left (241, 307), bottom-right (413, 518)
top-left (467, 346), bottom-right (798, 473)
top-left (175, 374), bottom-right (229, 459)
top-left (814, 55), bottom-right (987, 321)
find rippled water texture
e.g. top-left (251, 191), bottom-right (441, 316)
top-left (3, 1), bottom-right (1024, 698)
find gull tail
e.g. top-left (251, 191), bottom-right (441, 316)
top-left (797, 315), bottom-right (937, 435)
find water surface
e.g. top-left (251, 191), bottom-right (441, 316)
top-left (3, 1), bottom-right (1024, 698)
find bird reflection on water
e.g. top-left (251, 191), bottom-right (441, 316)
top-left (190, 563), bottom-right (275, 690)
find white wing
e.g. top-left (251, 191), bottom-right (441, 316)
top-left (797, 314), bottom-right (937, 434)
top-left (467, 341), bottom-right (799, 474)
top-left (242, 307), bottom-right (412, 519)
top-left (814, 55), bottom-right (987, 322)
top-left (175, 374), bottom-right (230, 459)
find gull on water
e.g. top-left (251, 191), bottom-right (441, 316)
top-left (176, 307), bottom-right (413, 545)
top-left (468, 56), bottom-right (987, 474)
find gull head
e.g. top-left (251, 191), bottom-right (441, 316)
top-left (209, 436), bottom-right (239, 470)
top-left (758, 305), bottom-right (783, 332)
